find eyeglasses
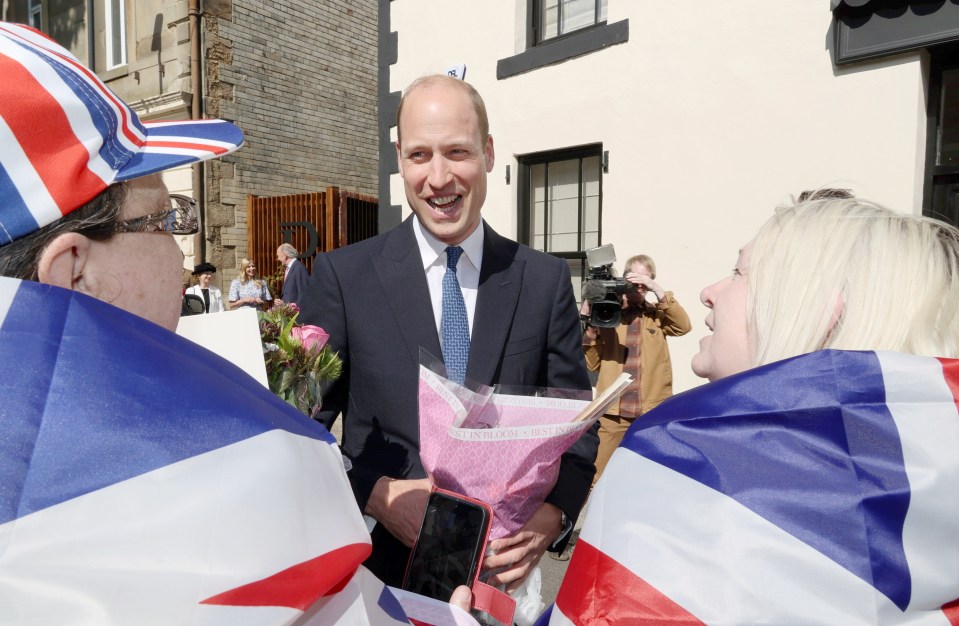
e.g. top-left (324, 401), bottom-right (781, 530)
top-left (112, 194), bottom-right (198, 235)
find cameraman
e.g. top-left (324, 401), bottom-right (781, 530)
top-left (581, 254), bottom-right (691, 484)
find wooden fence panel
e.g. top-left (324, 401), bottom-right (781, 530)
top-left (247, 187), bottom-right (379, 296)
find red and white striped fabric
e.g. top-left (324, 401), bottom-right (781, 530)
top-left (540, 350), bottom-right (959, 625)
top-left (0, 22), bottom-right (242, 245)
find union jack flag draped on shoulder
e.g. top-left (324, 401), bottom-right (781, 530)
top-left (0, 276), bottom-right (420, 625)
top-left (538, 350), bottom-right (959, 625)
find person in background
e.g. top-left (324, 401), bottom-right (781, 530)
top-left (545, 192), bottom-right (959, 624)
top-left (581, 254), bottom-right (690, 485)
top-left (276, 242), bottom-right (310, 307)
top-left (228, 258), bottom-right (271, 309)
top-left (185, 262), bottom-right (224, 314)
top-left (299, 74), bottom-right (597, 592)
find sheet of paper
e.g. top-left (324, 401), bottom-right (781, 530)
top-left (176, 309), bottom-right (268, 388)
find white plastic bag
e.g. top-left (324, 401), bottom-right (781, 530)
top-left (510, 565), bottom-right (545, 626)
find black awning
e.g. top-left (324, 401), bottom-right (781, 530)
top-left (831, 0), bottom-right (872, 8)
top-left (833, 1), bottom-right (959, 64)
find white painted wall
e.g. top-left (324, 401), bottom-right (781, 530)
top-left (389, 1), bottom-right (927, 393)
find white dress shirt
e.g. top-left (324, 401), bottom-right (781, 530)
top-left (412, 217), bottom-right (483, 342)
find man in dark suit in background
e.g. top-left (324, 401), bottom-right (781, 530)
top-left (276, 243), bottom-right (310, 307)
top-left (299, 75), bottom-right (597, 590)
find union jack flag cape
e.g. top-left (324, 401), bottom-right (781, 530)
top-left (0, 276), bottom-right (414, 624)
top-left (537, 350), bottom-right (959, 625)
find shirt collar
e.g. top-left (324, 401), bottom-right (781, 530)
top-left (412, 217), bottom-right (484, 270)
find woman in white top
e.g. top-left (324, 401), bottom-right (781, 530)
top-left (185, 262), bottom-right (224, 313)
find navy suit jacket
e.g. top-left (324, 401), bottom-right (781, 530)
top-left (280, 259), bottom-right (310, 306)
top-left (299, 217), bottom-right (598, 584)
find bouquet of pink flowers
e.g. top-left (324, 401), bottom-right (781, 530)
top-left (417, 355), bottom-right (632, 540)
top-left (259, 302), bottom-right (341, 417)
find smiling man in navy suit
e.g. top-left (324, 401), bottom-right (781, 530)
top-left (299, 75), bottom-right (597, 590)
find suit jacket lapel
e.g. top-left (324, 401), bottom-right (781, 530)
top-left (373, 219), bottom-right (443, 367)
top-left (469, 222), bottom-right (525, 383)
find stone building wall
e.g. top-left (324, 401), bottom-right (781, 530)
top-left (204, 0), bottom-right (379, 286)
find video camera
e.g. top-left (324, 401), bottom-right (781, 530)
top-left (581, 244), bottom-right (635, 328)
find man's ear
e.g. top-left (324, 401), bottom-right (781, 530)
top-left (485, 134), bottom-right (495, 173)
top-left (36, 232), bottom-right (91, 291)
top-left (395, 141), bottom-right (404, 178)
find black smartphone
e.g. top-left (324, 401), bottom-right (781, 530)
top-left (402, 489), bottom-right (492, 602)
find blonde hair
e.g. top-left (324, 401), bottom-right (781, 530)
top-left (748, 197), bottom-right (959, 366)
top-left (623, 254), bottom-right (656, 279)
top-left (238, 258), bottom-right (263, 287)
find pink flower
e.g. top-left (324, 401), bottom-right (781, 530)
top-left (291, 325), bottom-right (329, 351)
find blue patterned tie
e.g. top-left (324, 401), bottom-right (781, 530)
top-left (442, 246), bottom-right (470, 384)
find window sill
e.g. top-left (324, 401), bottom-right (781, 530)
top-left (497, 19), bottom-right (628, 80)
top-left (99, 65), bottom-right (129, 83)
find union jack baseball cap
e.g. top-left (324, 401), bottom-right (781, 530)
top-left (0, 22), bottom-right (244, 245)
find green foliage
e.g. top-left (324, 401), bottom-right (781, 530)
top-left (259, 302), bottom-right (341, 418)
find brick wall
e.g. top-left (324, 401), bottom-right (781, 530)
top-left (204, 0), bottom-right (378, 287)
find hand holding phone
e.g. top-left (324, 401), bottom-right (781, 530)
top-left (402, 489), bottom-right (492, 603)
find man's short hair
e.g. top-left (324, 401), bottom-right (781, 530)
top-left (396, 74), bottom-right (490, 145)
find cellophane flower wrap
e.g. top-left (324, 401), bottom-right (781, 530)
top-left (417, 353), bottom-right (631, 540)
top-left (259, 302), bottom-right (341, 418)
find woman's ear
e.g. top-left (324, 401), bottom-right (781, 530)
top-left (36, 233), bottom-right (92, 291)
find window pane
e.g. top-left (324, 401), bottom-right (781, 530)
top-left (939, 68), bottom-right (959, 167)
top-left (583, 155), bottom-right (600, 197)
top-left (568, 258), bottom-right (586, 302)
top-left (530, 163), bottom-right (546, 249)
top-left (547, 159), bottom-right (579, 202)
top-left (107, 0), bottom-right (126, 68)
top-left (561, 0), bottom-right (597, 34)
top-left (541, 0), bottom-right (559, 41)
top-left (599, 0), bottom-right (607, 22)
top-left (28, 0), bottom-right (41, 28)
top-left (549, 196), bottom-right (579, 252)
top-left (583, 195), bottom-right (600, 249)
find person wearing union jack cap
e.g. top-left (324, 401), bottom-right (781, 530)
top-left (0, 21), bottom-right (243, 331)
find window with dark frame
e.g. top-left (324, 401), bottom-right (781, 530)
top-left (533, 0), bottom-right (608, 46)
top-left (105, 0), bottom-right (126, 70)
top-left (924, 48), bottom-right (959, 227)
top-left (27, 0), bottom-right (41, 29)
top-left (518, 145), bottom-right (602, 301)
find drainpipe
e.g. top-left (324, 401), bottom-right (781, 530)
top-left (189, 0), bottom-right (207, 265)
top-left (87, 1), bottom-right (95, 69)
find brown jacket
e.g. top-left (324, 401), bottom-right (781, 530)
top-left (584, 292), bottom-right (691, 416)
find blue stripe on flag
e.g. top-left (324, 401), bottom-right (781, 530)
top-left (0, 162), bottom-right (40, 245)
top-left (376, 585), bottom-right (409, 623)
top-left (0, 279), bottom-right (334, 526)
top-left (532, 604), bottom-right (553, 626)
top-left (624, 350), bottom-right (912, 610)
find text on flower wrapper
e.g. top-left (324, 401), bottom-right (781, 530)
top-left (448, 421), bottom-right (588, 441)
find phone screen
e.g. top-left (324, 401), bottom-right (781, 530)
top-left (403, 491), bottom-right (490, 602)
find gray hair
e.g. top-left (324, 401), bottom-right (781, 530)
top-left (278, 243), bottom-right (298, 258)
top-left (0, 183), bottom-right (127, 280)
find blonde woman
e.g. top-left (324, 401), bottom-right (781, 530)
top-left (228, 258), bottom-right (271, 309)
top-left (553, 194), bottom-right (959, 625)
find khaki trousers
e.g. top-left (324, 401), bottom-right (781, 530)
top-left (593, 413), bottom-right (636, 485)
